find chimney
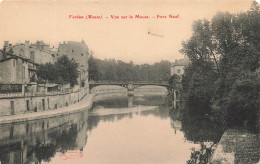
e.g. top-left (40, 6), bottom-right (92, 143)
top-left (25, 40), bottom-right (30, 58)
top-left (36, 41), bottom-right (41, 49)
top-left (25, 40), bottom-right (29, 47)
top-left (4, 41), bottom-right (9, 48)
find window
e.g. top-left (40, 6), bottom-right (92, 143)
top-left (177, 69), bottom-right (181, 73)
top-left (13, 59), bottom-right (16, 67)
top-left (22, 66), bottom-right (25, 80)
top-left (10, 101), bottom-right (15, 115)
top-left (26, 124), bottom-right (29, 133)
top-left (30, 51), bottom-right (35, 61)
top-left (42, 99), bottom-right (45, 110)
top-left (81, 54), bottom-right (83, 56)
top-left (19, 49), bottom-right (24, 56)
top-left (47, 98), bottom-right (50, 109)
top-left (26, 100), bottom-right (30, 111)
top-left (72, 50), bottom-right (74, 53)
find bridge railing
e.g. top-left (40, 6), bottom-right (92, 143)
top-left (89, 81), bottom-right (169, 84)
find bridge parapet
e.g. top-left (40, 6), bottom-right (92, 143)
top-left (89, 82), bottom-right (169, 91)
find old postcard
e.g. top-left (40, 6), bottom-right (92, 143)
top-left (0, 0), bottom-right (259, 164)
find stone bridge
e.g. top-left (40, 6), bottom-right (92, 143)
top-left (89, 82), bottom-right (170, 91)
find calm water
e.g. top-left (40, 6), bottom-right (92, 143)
top-left (0, 90), bottom-right (224, 164)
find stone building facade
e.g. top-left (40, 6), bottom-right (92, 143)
top-left (29, 41), bottom-right (55, 64)
top-left (0, 50), bottom-right (37, 84)
top-left (0, 40), bottom-right (90, 86)
top-left (57, 40), bottom-right (89, 88)
top-left (0, 40), bottom-right (90, 120)
top-left (170, 56), bottom-right (190, 76)
top-left (3, 41), bottom-right (54, 65)
top-left (0, 40), bottom-right (55, 84)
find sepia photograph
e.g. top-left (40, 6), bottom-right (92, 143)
top-left (0, 0), bottom-right (259, 163)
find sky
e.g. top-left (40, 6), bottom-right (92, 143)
top-left (0, 0), bottom-right (255, 64)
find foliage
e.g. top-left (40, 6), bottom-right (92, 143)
top-left (88, 58), bottom-right (171, 82)
top-left (36, 62), bottom-right (56, 83)
top-left (88, 54), bottom-right (99, 81)
top-left (55, 55), bottom-right (78, 86)
top-left (187, 142), bottom-right (216, 164)
top-left (37, 55), bottom-right (78, 86)
top-left (180, 1), bottom-right (260, 129)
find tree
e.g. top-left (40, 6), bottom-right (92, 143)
top-left (55, 55), bottom-right (78, 86)
top-left (87, 57), bottom-right (171, 82)
top-left (88, 55), bottom-right (99, 81)
top-left (180, 1), bottom-right (260, 129)
top-left (36, 62), bottom-right (55, 83)
top-left (36, 55), bottom-right (79, 86)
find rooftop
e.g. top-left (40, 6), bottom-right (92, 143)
top-left (172, 57), bottom-right (190, 66)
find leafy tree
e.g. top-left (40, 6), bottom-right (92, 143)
top-left (55, 55), bottom-right (78, 86)
top-left (180, 1), bottom-right (260, 129)
top-left (88, 57), bottom-right (171, 82)
top-left (37, 55), bottom-right (79, 86)
top-left (36, 62), bottom-right (56, 83)
top-left (88, 55), bottom-right (99, 81)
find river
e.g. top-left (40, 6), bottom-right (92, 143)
top-left (0, 87), bottom-right (224, 164)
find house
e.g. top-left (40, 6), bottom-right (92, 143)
top-left (29, 41), bottom-right (55, 64)
top-left (0, 40), bottom-right (56, 84)
top-left (0, 40), bottom-right (90, 88)
top-left (170, 56), bottom-right (190, 76)
top-left (0, 47), bottom-right (37, 84)
top-left (4, 41), bottom-right (55, 65)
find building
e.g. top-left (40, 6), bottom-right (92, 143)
top-left (4, 41), bottom-right (55, 65)
top-left (0, 46), bottom-right (37, 84)
top-left (0, 41), bottom-right (56, 84)
top-left (57, 40), bottom-right (89, 88)
top-left (29, 41), bottom-right (55, 64)
top-left (0, 40), bottom-right (89, 89)
top-left (170, 56), bottom-right (190, 76)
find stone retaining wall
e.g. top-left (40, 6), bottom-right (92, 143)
top-left (0, 88), bottom-right (88, 116)
top-left (211, 129), bottom-right (260, 164)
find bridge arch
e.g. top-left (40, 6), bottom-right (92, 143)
top-left (89, 82), bottom-right (169, 93)
top-left (133, 85), bottom-right (168, 89)
top-left (89, 84), bottom-right (127, 94)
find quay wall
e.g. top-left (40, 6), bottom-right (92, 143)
top-left (0, 110), bottom-right (88, 141)
top-left (0, 88), bottom-right (88, 117)
top-left (211, 129), bottom-right (260, 164)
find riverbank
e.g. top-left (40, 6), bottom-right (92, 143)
top-left (211, 129), bottom-right (260, 164)
top-left (0, 94), bottom-right (94, 124)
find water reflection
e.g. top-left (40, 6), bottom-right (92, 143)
top-left (0, 91), bottom-right (226, 164)
top-left (128, 95), bottom-right (133, 108)
top-left (172, 104), bottom-right (225, 163)
top-left (88, 94), bottom-right (170, 132)
top-left (0, 111), bottom-right (88, 164)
